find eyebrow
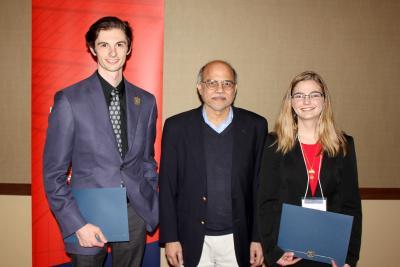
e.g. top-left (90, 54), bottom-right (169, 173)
top-left (292, 90), bottom-right (322, 94)
top-left (96, 40), bottom-right (128, 45)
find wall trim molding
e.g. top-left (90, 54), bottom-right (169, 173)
top-left (0, 183), bottom-right (31, 195)
top-left (359, 188), bottom-right (400, 200)
top-left (0, 184), bottom-right (399, 199)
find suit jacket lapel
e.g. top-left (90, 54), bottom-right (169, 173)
top-left (319, 152), bottom-right (333, 197)
top-left (231, 108), bottom-right (246, 193)
top-left (188, 107), bottom-right (207, 181)
top-left (125, 81), bottom-right (141, 156)
top-left (87, 73), bottom-right (119, 156)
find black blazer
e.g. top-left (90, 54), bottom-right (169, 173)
top-left (257, 134), bottom-right (362, 267)
top-left (159, 106), bottom-right (268, 267)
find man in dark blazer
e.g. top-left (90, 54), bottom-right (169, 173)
top-left (159, 60), bottom-right (267, 267)
top-left (43, 17), bottom-right (158, 267)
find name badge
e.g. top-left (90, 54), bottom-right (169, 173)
top-left (301, 197), bottom-right (326, 211)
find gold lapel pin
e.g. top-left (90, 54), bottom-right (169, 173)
top-left (133, 96), bottom-right (141, 106)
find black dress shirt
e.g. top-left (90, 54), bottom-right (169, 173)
top-left (97, 72), bottom-right (128, 158)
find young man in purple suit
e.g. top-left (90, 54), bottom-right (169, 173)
top-left (43, 16), bottom-right (158, 267)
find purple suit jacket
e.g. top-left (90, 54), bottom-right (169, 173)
top-left (43, 73), bottom-right (158, 255)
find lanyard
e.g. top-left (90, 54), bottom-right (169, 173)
top-left (298, 137), bottom-right (325, 199)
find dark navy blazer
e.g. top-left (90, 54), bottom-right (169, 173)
top-left (159, 107), bottom-right (268, 267)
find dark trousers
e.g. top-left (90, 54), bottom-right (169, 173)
top-left (71, 204), bottom-right (146, 267)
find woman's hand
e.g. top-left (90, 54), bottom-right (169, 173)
top-left (276, 252), bottom-right (301, 266)
top-left (331, 260), bottom-right (350, 267)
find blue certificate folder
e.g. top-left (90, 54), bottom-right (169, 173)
top-left (278, 204), bottom-right (353, 266)
top-left (64, 187), bottom-right (129, 243)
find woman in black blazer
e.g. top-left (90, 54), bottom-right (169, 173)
top-left (257, 71), bottom-right (362, 267)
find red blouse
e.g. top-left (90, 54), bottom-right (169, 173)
top-left (300, 142), bottom-right (322, 196)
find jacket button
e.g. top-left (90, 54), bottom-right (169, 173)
top-left (202, 196), bottom-right (207, 202)
top-left (120, 164), bottom-right (125, 170)
top-left (200, 220), bottom-right (205, 225)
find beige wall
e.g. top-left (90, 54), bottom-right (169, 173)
top-left (0, 0), bottom-right (31, 184)
top-left (358, 200), bottom-right (399, 267)
top-left (0, 196), bottom-right (31, 266)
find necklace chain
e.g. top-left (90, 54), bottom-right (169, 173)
top-left (301, 143), bottom-right (319, 180)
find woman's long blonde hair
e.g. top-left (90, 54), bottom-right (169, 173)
top-left (274, 71), bottom-right (347, 157)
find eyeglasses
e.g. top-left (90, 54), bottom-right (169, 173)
top-left (291, 91), bottom-right (324, 101)
top-left (201, 80), bottom-right (236, 91)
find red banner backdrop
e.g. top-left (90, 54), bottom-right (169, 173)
top-left (32, 1), bottom-right (164, 266)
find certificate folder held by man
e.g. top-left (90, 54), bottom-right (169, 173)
top-left (278, 203), bottom-right (353, 266)
top-left (65, 187), bottom-right (129, 243)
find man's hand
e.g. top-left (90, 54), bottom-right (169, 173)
top-left (75, 223), bottom-right (107, 248)
top-left (165, 241), bottom-right (184, 267)
top-left (276, 252), bottom-right (301, 266)
top-left (250, 242), bottom-right (264, 266)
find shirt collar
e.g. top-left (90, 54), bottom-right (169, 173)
top-left (202, 106), bottom-right (234, 134)
top-left (97, 71), bottom-right (125, 95)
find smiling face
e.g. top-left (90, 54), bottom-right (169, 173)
top-left (291, 80), bottom-right (325, 123)
top-left (89, 28), bottom-right (131, 76)
top-left (197, 62), bottom-right (237, 116)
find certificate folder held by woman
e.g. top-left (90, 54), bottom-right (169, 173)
top-left (278, 204), bottom-right (353, 267)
